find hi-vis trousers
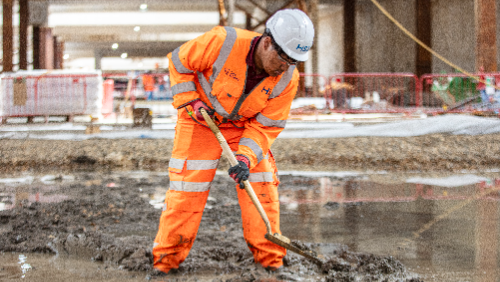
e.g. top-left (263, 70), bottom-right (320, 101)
top-left (152, 112), bottom-right (286, 273)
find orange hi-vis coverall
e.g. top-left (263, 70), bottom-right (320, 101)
top-left (153, 26), bottom-right (299, 273)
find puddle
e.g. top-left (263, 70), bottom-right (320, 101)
top-left (0, 252), bottom-right (144, 282)
top-left (1, 170), bottom-right (499, 281)
top-left (0, 174), bottom-right (77, 211)
top-left (278, 174), bottom-right (500, 281)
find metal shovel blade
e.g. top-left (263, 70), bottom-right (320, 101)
top-left (265, 233), bottom-right (323, 266)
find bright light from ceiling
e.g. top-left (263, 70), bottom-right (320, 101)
top-left (121, 53), bottom-right (128, 59)
top-left (112, 43), bottom-right (119, 49)
top-left (49, 11), bottom-right (246, 26)
top-left (140, 4), bottom-right (147, 10)
top-left (134, 26), bottom-right (140, 32)
top-left (63, 54), bottom-right (69, 60)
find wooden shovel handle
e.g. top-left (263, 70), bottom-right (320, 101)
top-left (200, 108), bottom-right (273, 234)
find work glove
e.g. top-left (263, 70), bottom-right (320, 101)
top-left (229, 155), bottom-right (250, 189)
top-left (189, 99), bottom-right (214, 120)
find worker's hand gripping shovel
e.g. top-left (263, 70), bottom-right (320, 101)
top-left (200, 108), bottom-right (323, 266)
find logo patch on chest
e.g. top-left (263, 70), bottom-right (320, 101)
top-left (261, 87), bottom-right (271, 95)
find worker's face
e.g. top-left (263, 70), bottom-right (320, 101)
top-left (262, 37), bottom-right (297, 77)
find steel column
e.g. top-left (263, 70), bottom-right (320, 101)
top-left (343, 0), bottom-right (356, 72)
top-left (3, 0), bottom-right (14, 72)
top-left (475, 0), bottom-right (498, 72)
top-left (416, 0), bottom-right (432, 77)
top-left (19, 0), bottom-right (29, 70)
top-left (39, 27), bottom-right (54, 70)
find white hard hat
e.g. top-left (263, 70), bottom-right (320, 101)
top-left (265, 9), bottom-right (315, 62)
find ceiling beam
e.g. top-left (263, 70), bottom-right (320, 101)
top-left (250, 0), bottom-right (297, 31)
top-left (246, 0), bottom-right (271, 16)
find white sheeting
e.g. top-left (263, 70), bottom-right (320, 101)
top-left (279, 114), bottom-right (500, 138)
top-left (0, 114), bottom-right (499, 140)
top-left (406, 174), bottom-right (491, 187)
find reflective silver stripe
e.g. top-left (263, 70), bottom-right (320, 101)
top-left (256, 113), bottom-right (287, 128)
top-left (249, 172), bottom-right (274, 183)
top-left (186, 159), bottom-right (219, 170)
top-left (171, 47), bottom-right (193, 74)
top-left (162, 203), bottom-right (167, 211)
top-left (169, 158), bottom-right (185, 170)
top-left (197, 71), bottom-right (231, 118)
top-left (239, 137), bottom-right (263, 164)
top-left (195, 27), bottom-right (237, 119)
top-left (210, 26), bottom-right (237, 84)
top-left (153, 242), bottom-right (159, 249)
top-left (270, 66), bottom-right (295, 99)
top-left (172, 81), bottom-right (196, 96)
top-left (170, 181), bottom-right (211, 192)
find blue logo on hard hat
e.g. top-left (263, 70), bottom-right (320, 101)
top-left (296, 44), bottom-right (310, 52)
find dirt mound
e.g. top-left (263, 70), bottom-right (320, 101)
top-left (1, 133), bottom-right (500, 173)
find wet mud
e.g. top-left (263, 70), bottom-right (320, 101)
top-left (0, 172), bottom-right (423, 281)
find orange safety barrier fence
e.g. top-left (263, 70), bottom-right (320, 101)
top-left (0, 74), bottom-right (101, 121)
top-left (327, 73), bottom-right (420, 113)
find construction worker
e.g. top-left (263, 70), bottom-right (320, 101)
top-left (142, 71), bottom-right (156, 100)
top-left (153, 9), bottom-right (314, 274)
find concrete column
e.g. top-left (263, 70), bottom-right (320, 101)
top-left (343, 0), bottom-right (356, 72)
top-left (475, 0), bottom-right (497, 72)
top-left (217, 0), bottom-right (227, 26)
top-left (53, 37), bottom-right (64, 69)
top-left (311, 0), bottom-right (319, 96)
top-left (32, 26), bottom-right (40, 69)
top-left (416, 0), bottom-right (432, 77)
top-left (39, 27), bottom-right (54, 70)
top-left (227, 0), bottom-right (235, 26)
top-left (29, 1), bottom-right (48, 70)
top-left (245, 12), bottom-right (252, 30)
top-left (296, 0), bottom-right (309, 95)
top-left (3, 0), bottom-right (14, 72)
top-left (94, 50), bottom-right (103, 70)
top-left (19, 0), bottom-right (29, 70)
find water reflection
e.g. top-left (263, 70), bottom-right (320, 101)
top-left (280, 175), bottom-right (500, 282)
top-left (0, 188), bottom-right (69, 211)
top-left (18, 254), bottom-right (32, 278)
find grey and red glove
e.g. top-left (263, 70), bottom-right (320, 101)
top-left (189, 99), bottom-right (214, 120)
top-left (228, 155), bottom-right (250, 189)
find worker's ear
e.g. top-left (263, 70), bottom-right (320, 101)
top-left (262, 36), bottom-right (272, 51)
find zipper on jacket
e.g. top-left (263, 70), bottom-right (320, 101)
top-left (227, 65), bottom-right (267, 121)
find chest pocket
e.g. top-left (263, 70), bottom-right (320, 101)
top-left (238, 86), bottom-right (270, 118)
top-left (212, 75), bottom-right (244, 111)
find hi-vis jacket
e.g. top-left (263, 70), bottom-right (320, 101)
top-left (167, 26), bottom-right (299, 169)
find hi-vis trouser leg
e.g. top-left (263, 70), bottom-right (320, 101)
top-left (236, 149), bottom-right (286, 268)
top-left (153, 114), bottom-right (286, 273)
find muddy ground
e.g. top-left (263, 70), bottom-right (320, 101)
top-left (1, 133), bottom-right (498, 281)
top-left (0, 171), bottom-right (422, 281)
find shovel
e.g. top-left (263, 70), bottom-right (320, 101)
top-left (200, 108), bottom-right (323, 266)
